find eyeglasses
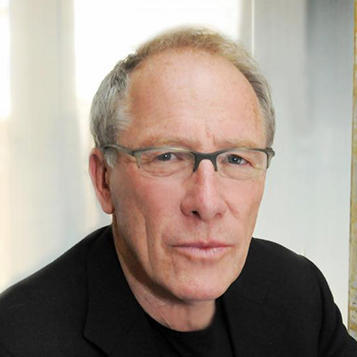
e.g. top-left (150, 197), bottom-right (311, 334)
top-left (101, 144), bottom-right (275, 180)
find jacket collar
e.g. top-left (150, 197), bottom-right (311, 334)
top-left (83, 226), bottom-right (157, 356)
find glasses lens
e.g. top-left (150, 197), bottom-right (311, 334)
top-left (217, 149), bottom-right (267, 180)
top-left (139, 149), bottom-right (193, 177)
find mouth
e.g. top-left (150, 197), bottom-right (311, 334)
top-left (171, 241), bottom-right (233, 259)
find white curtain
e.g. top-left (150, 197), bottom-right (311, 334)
top-left (1, 0), bottom-right (110, 290)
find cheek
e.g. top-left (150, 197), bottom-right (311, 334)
top-left (138, 180), bottom-right (187, 256)
top-left (111, 166), bottom-right (180, 214)
top-left (111, 170), bottom-right (184, 251)
top-left (109, 168), bottom-right (148, 247)
top-left (112, 174), bottom-right (186, 285)
top-left (226, 178), bottom-right (265, 221)
top-left (135, 177), bottom-right (184, 217)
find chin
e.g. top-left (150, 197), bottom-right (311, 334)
top-left (172, 278), bottom-right (234, 303)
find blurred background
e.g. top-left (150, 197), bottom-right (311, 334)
top-left (0, 0), bottom-right (354, 326)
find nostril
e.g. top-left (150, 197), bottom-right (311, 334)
top-left (192, 210), bottom-right (200, 217)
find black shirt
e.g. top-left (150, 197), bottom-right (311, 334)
top-left (146, 299), bottom-right (234, 357)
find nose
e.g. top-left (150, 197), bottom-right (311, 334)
top-left (180, 160), bottom-right (227, 222)
top-left (193, 153), bottom-right (218, 172)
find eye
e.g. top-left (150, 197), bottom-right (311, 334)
top-left (226, 154), bottom-right (248, 165)
top-left (141, 150), bottom-right (190, 166)
top-left (156, 152), bottom-right (174, 161)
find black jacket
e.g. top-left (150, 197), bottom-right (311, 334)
top-left (0, 226), bottom-right (356, 356)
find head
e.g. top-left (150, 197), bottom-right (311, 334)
top-left (89, 27), bottom-right (275, 304)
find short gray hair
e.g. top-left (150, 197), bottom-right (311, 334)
top-left (90, 26), bottom-right (275, 165)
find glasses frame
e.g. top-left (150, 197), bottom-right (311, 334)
top-left (101, 144), bottom-right (275, 172)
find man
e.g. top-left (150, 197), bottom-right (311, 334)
top-left (0, 27), bottom-right (356, 356)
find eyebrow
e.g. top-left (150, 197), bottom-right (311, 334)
top-left (136, 136), bottom-right (264, 149)
top-left (139, 137), bottom-right (199, 148)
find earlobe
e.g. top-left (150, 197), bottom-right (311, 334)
top-left (89, 148), bottom-right (114, 214)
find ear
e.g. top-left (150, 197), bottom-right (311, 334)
top-left (89, 148), bottom-right (114, 214)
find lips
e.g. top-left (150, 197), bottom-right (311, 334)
top-left (171, 241), bottom-right (232, 259)
top-left (173, 241), bottom-right (231, 249)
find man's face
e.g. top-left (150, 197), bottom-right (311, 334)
top-left (108, 49), bottom-right (267, 303)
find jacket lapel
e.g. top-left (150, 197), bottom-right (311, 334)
top-left (83, 226), bottom-right (158, 356)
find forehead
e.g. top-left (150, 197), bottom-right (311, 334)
top-left (122, 49), bottom-right (266, 149)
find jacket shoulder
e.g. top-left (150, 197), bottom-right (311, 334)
top-left (245, 238), bottom-right (357, 355)
top-left (0, 226), bottom-right (110, 356)
top-left (248, 238), bottom-right (327, 305)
